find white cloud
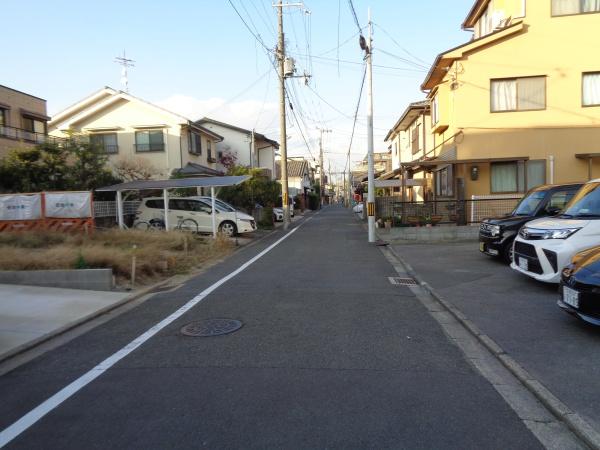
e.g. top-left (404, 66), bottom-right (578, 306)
top-left (156, 95), bottom-right (279, 135)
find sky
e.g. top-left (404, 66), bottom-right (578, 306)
top-left (2, 0), bottom-right (476, 177)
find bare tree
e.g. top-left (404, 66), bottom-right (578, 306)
top-left (112, 157), bottom-right (158, 181)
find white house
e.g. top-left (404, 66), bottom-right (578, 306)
top-left (195, 118), bottom-right (279, 179)
top-left (49, 87), bottom-right (224, 179)
top-left (276, 158), bottom-right (313, 197)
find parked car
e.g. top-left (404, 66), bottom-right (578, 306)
top-left (133, 197), bottom-right (256, 236)
top-left (194, 196), bottom-right (242, 213)
top-left (480, 183), bottom-right (582, 263)
top-left (511, 179), bottom-right (600, 283)
top-left (558, 246), bottom-right (600, 326)
top-left (273, 197), bottom-right (295, 222)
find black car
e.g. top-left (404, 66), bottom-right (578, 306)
top-left (559, 247), bottom-right (600, 326)
top-left (479, 183), bottom-right (582, 263)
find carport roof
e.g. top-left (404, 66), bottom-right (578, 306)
top-left (96, 175), bottom-right (250, 192)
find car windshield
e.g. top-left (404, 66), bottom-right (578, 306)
top-left (513, 190), bottom-right (545, 215)
top-left (562, 183), bottom-right (600, 218)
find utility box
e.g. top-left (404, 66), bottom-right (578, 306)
top-left (284, 57), bottom-right (296, 77)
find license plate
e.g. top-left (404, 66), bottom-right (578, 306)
top-left (563, 286), bottom-right (580, 309)
top-left (518, 257), bottom-right (529, 271)
top-left (480, 242), bottom-right (485, 252)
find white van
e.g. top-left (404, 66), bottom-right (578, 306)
top-left (511, 179), bottom-right (600, 283)
top-left (134, 197), bottom-right (256, 236)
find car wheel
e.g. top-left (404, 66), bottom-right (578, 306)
top-left (503, 240), bottom-right (515, 264)
top-left (219, 220), bottom-right (237, 237)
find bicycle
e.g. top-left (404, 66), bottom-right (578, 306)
top-left (134, 217), bottom-right (199, 233)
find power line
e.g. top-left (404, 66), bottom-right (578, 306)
top-left (227, 0), bottom-right (272, 53)
top-left (373, 22), bottom-right (430, 66)
top-left (346, 64), bottom-right (367, 171)
top-left (377, 48), bottom-right (430, 70)
top-left (347, 0), bottom-right (362, 33)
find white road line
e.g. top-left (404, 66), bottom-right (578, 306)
top-left (0, 223), bottom-right (307, 448)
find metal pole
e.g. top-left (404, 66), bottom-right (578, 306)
top-left (211, 186), bottom-right (217, 239)
top-left (366, 9), bottom-right (376, 243)
top-left (251, 129), bottom-right (256, 169)
top-left (319, 133), bottom-right (324, 207)
top-left (277, 4), bottom-right (290, 230)
top-left (163, 189), bottom-right (170, 231)
top-left (116, 190), bottom-right (124, 229)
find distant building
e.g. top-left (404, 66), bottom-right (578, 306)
top-left (275, 158), bottom-right (313, 197)
top-left (196, 118), bottom-right (279, 180)
top-left (0, 85), bottom-right (53, 157)
top-left (49, 87), bottom-right (223, 179)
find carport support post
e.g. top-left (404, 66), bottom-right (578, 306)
top-left (163, 189), bottom-right (170, 231)
top-left (116, 190), bottom-right (124, 230)
top-left (211, 186), bottom-right (217, 239)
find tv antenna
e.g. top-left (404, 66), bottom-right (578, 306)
top-left (114, 50), bottom-right (135, 93)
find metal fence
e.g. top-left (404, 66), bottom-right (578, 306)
top-left (93, 201), bottom-right (140, 218)
top-left (375, 196), bottom-right (521, 225)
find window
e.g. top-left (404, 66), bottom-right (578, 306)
top-left (22, 116), bottom-right (45, 134)
top-left (492, 162), bottom-right (519, 193)
top-left (411, 125), bottom-right (420, 154)
top-left (548, 190), bottom-right (577, 210)
top-left (189, 132), bottom-right (202, 154)
top-left (207, 140), bottom-right (213, 161)
top-left (583, 72), bottom-right (600, 106)
top-left (491, 160), bottom-right (546, 193)
top-left (135, 130), bottom-right (164, 152)
top-left (435, 165), bottom-right (453, 197)
top-left (90, 133), bottom-right (118, 154)
top-left (393, 143), bottom-right (398, 156)
top-left (0, 108), bottom-right (6, 127)
top-left (552, 0), bottom-right (600, 16)
top-left (491, 76), bottom-right (546, 112)
top-left (431, 95), bottom-right (439, 125)
top-left (169, 199), bottom-right (211, 212)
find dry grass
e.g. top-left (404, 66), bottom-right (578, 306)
top-left (0, 229), bottom-right (234, 286)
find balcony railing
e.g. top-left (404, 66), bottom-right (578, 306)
top-left (0, 125), bottom-right (65, 145)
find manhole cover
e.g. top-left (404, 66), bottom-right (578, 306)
top-left (388, 277), bottom-right (417, 286)
top-left (180, 319), bottom-right (243, 337)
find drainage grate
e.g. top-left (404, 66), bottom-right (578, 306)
top-left (180, 319), bottom-right (243, 337)
top-left (388, 277), bottom-right (417, 286)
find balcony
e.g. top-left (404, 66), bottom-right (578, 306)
top-left (0, 125), bottom-right (64, 145)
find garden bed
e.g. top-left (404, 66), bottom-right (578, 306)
top-left (0, 229), bottom-right (234, 288)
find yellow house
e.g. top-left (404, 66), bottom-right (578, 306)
top-left (49, 87), bottom-right (223, 179)
top-left (406, 0), bottom-right (600, 200)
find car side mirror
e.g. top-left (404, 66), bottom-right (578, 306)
top-left (546, 206), bottom-right (561, 216)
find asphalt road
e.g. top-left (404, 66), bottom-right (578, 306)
top-left (0, 207), bottom-right (543, 449)
top-left (396, 241), bottom-right (600, 433)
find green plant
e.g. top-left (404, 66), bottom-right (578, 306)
top-left (74, 252), bottom-right (89, 269)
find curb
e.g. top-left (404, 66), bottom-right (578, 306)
top-left (0, 223), bottom-right (289, 366)
top-left (387, 245), bottom-right (600, 450)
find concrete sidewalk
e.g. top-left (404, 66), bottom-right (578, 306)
top-left (0, 284), bottom-right (129, 362)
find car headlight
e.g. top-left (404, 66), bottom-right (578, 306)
top-left (489, 225), bottom-right (501, 237)
top-left (542, 228), bottom-right (580, 240)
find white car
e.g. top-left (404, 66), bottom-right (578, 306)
top-left (511, 180), bottom-right (600, 283)
top-left (273, 206), bottom-right (295, 221)
top-left (134, 197), bottom-right (256, 236)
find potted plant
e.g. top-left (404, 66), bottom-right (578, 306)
top-left (430, 215), bottom-right (443, 226)
top-left (407, 215), bottom-right (420, 227)
top-left (384, 217), bottom-right (392, 229)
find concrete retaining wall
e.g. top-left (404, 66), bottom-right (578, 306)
top-left (378, 225), bottom-right (479, 243)
top-left (0, 269), bottom-right (114, 291)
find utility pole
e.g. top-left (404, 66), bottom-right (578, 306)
top-left (251, 129), bottom-right (256, 169)
top-left (317, 127), bottom-right (331, 207)
top-left (365, 9), bottom-right (375, 243)
top-left (274, 2), bottom-right (305, 229)
top-left (276, 4), bottom-right (291, 229)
